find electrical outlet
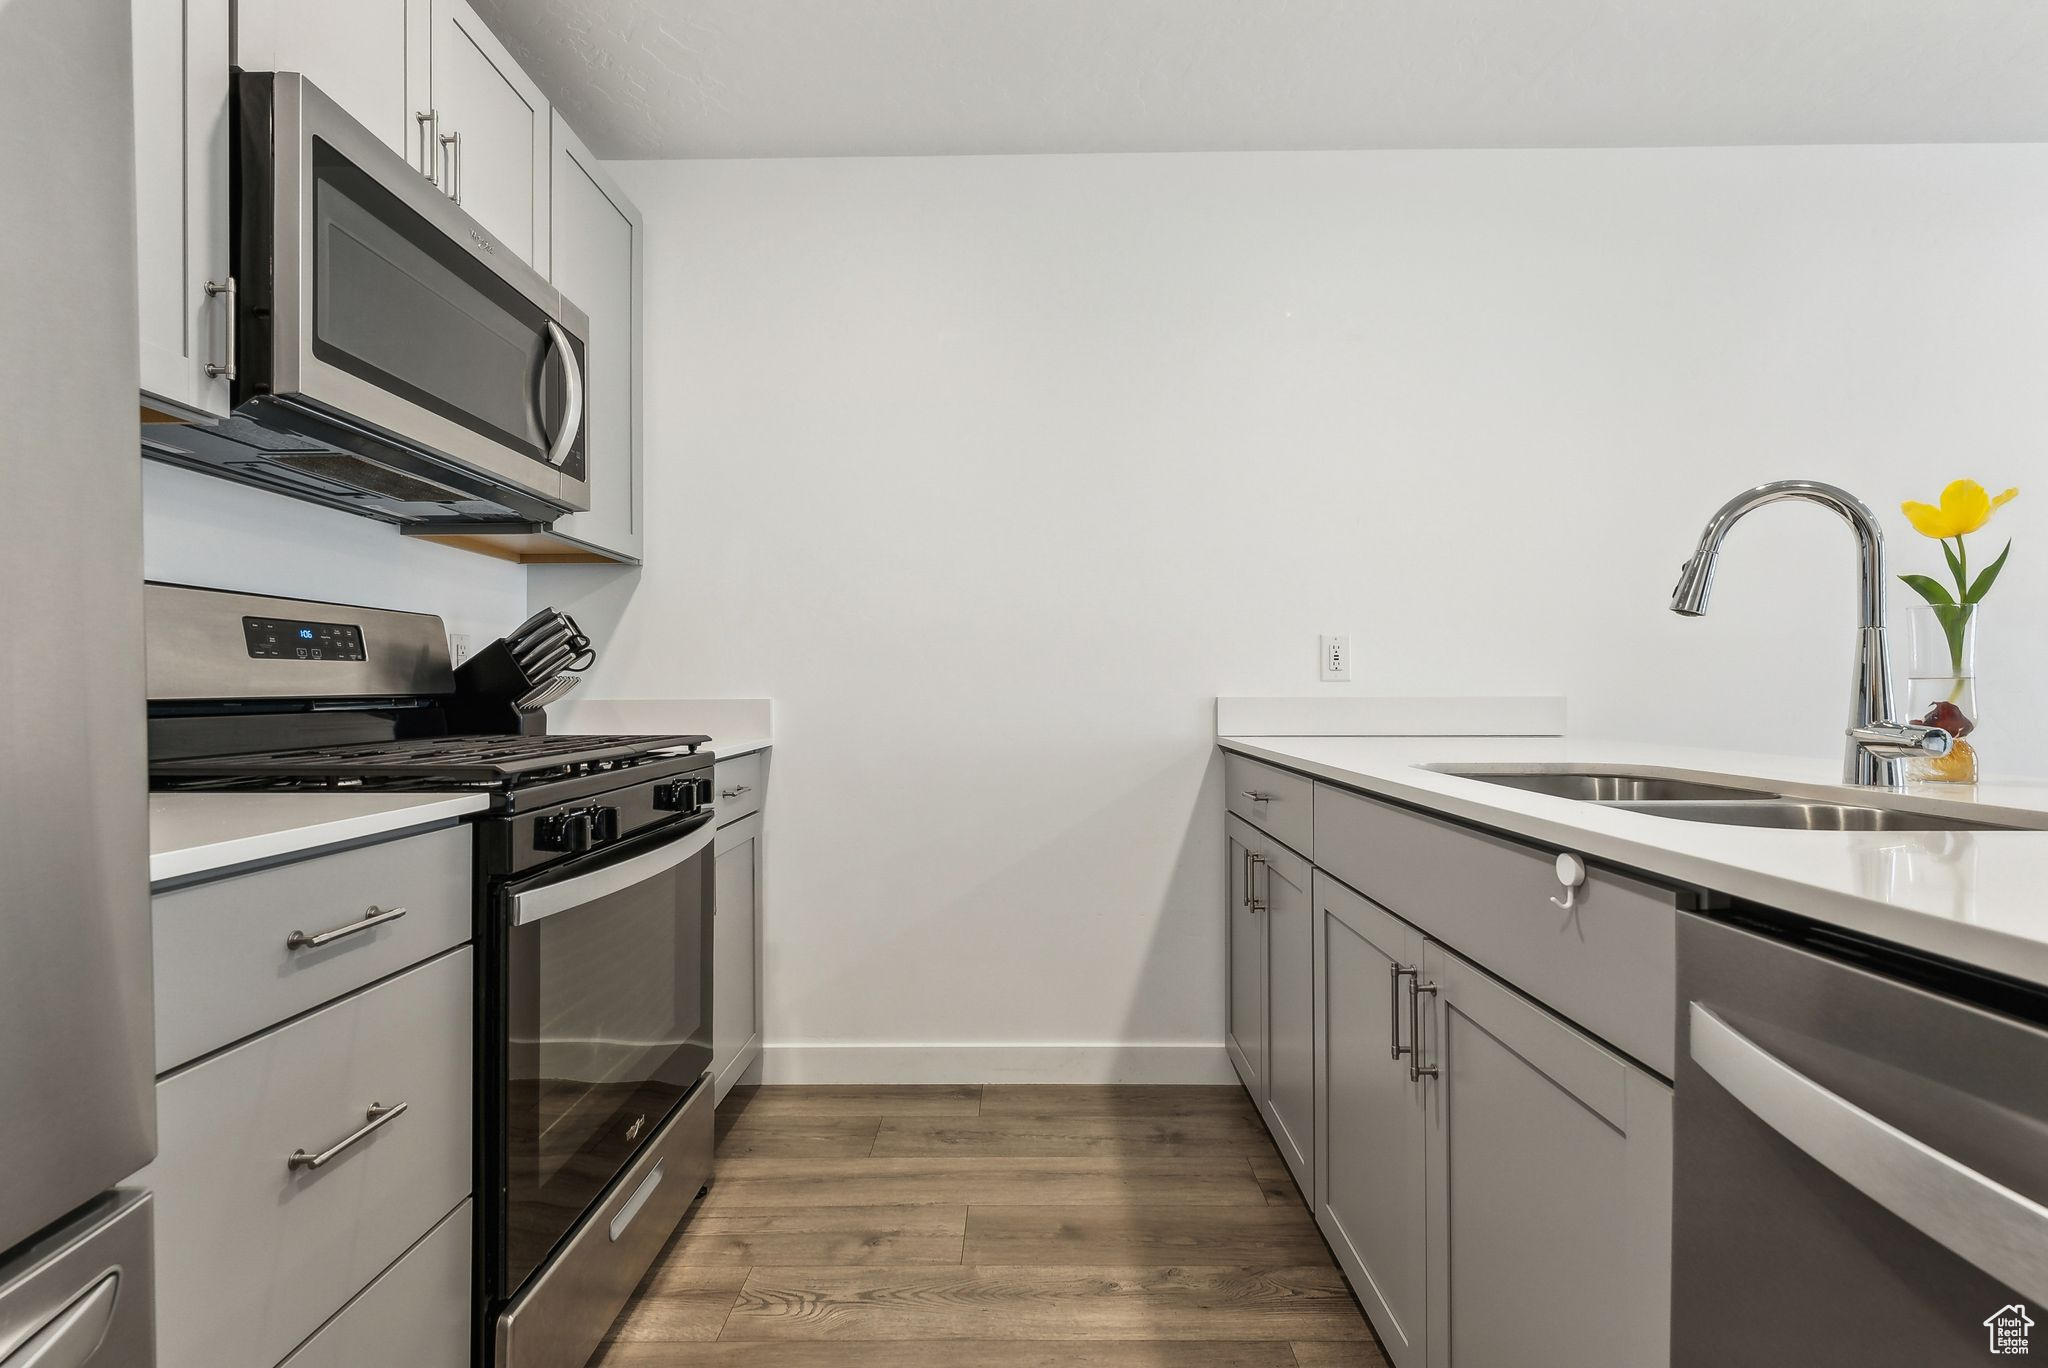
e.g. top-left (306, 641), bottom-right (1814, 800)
top-left (450, 632), bottom-right (472, 666)
top-left (1320, 633), bottom-right (1351, 682)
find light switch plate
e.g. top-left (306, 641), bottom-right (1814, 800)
top-left (1320, 634), bottom-right (1351, 682)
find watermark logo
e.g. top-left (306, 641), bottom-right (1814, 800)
top-left (1985, 1303), bottom-right (2034, 1355)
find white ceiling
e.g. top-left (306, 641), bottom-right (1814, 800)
top-left (472, 0), bottom-right (2048, 160)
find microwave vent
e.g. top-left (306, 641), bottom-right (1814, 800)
top-left (266, 453), bottom-right (470, 504)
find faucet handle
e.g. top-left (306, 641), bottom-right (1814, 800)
top-left (1849, 721), bottom-right (1953, 759)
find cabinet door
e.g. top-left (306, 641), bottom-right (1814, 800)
top-left (134, 0), bottom-right (232, 417)
top-left (1261, 839), bottom-right (1314, 1190)
top-left (1423, 942), bottom-right (1672, 1368)
top-left (1315, 872), bottom-right (1428, 1368)
top-left (235, 0), bottom-right (429, 172)
top-left (712, 813), bottom-right (763, 1102)
top-left (430, 0), bottom-right (548, 266)
top-left (545, 113), bottom-right (643, 560)
top-left (1224, 816), bottom-right (1263, 1097)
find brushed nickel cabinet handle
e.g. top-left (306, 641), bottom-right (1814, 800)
top-left (1389, 964), bottom-right (1417, 1060)
top-left (204, 277), bottom-right (235, 380)
top-left (439, 128), bottom-right (462, 204)
top-left (1246, 854), bottom-right (1267, 913)
top-left (416, 110), bottom-right (439, 185)
top-left (720, 784), bottom-right (753, 800)
top-left (287, 1101), bottom-right (408, 1172)
top-left (1239, 790), bottom-right (1274, 804)
top-left (285, 905), bottom-right (407, 951)
top-left (1410, 982), bottom-right (1440, 1081)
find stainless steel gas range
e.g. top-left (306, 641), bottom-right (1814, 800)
top-left (146, 583), bottom-right (717, 1368)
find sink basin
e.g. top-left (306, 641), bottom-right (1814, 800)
top-left (1427, 764), bottom-right (2041, 832)
top-left (1430, 768), bottom-right (1776, 803)
top-left (1600, 799), bottom-right (2025, 832)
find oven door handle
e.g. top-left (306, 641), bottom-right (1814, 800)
top-left (512, 815), bottom-right (714, 927)
top-left (1690, 1001), bottom-right (2048, 1302)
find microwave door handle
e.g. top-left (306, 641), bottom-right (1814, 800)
top-left (541, 320), bottom-right (584, 469)
top-left (1689, 1002), bottom-right (2048, 1302)
top-left (511, 815), bottom-right (714, 926)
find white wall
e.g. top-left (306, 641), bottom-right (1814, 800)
top-left (533, 144), bottom-right (2048, 1080)
top-left (143, 461), bottom-right (528, 644)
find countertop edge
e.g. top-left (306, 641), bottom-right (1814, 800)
top-left (149, 793), bottom-right (492, 886)
top-left (1219, 735), bottom-right (2048, 993)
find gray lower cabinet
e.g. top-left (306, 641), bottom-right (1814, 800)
top-left (1260, 839), bottom-right (1314, 1192)
top-left (277, 1199), bottom-right (472, 1368)
top-left (712, 810), bottom-right (764, 1102)
top-left (1423, 943), bottom-right (1672, 1368)
top-left (1225, 748), bottom-right (1677, 1368)
top-left (1225, 815), bottom-right (1263, 1096)
top-left (1314, 873), bottom-right (1428, 1368)
top-left (139, 947), bottom-right (473, 1368)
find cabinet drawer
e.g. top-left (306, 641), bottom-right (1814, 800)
top-left (715, 750), bottom-right (766, 825)
top-left (141, 949), bottom-right (473, 1368)
top-left (279, 1199), bottom-right (471, 1368)
top-left (1313, 784), bottom-right (1677, 1076)
top-left (152, 825), bottom-right (472, 1072)
top-left (1225, 752), bottom-right (1313, 856)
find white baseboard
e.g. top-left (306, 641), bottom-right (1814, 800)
top-left (757, 1042), bottom-right (1236, 1085)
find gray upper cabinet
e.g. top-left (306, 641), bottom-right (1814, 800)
top-left (544, 113), bottom-right (645, 562)
top-left (1225, 815), bottom-right (1264, 1097)
top-left (235, 0), bottom-right (547, 266)
top-left (134, 0), bottom-right (233, 419)
top-left (1422, 942), bottom-right (1673, 1368)
top-left (1314, 872), bottom-right (1428, 1368)
top-left (429, 0), bottom-right (550, 266)
top-left (234, 0), bottom-right (429, 170)
top-left (1261, 838), bottom-right (1314, 1193)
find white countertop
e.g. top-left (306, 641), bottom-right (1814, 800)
top-left (709, 737), bottom-right (771, 760)
top-left (150, 792), bottom-right (490, 885)
top-left (1220, 734), bottom-right (2048, 990)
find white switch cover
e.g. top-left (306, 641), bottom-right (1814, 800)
top-left (1320, 634), bottom-right (1351, 682)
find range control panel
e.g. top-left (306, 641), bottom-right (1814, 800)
top-left (241, 615), bottom-right (368, 662)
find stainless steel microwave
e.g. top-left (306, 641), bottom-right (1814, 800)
top-left (152, 72), bottom-right (589, 525)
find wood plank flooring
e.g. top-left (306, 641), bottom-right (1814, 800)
top-left (592, 1084), bottom-right (1388, 1368)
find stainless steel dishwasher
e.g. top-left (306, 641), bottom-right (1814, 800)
top-left (1673, 911), bottom-right (2048, 1364)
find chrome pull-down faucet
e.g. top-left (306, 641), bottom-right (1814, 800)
top-left (1670, 480), bottom-right (1951, 787)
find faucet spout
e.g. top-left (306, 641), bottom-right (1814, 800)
top-left (1670, 480), bottom-right (1948, 786)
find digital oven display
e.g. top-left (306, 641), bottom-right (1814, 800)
top-left (242, 616), bottom-right (367, 662)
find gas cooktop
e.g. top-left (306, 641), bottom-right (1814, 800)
top-left (151, 731), bottom-right (712, 795)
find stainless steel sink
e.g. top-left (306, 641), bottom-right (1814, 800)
top-left (1427, 764), bottom-right (2040, 832)
top-left (1429, 768), bottom-right (1776, 803)
top-left (1601, 799), bottom-right (2022, 832)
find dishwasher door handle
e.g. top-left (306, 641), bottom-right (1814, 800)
top-left (1689, 1001), bottom-right (2048, 1302)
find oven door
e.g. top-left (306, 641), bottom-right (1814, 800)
top-left (490, 812), bottom-right (714, 1296)
top-left (239, 73), bottom-right (589, 514)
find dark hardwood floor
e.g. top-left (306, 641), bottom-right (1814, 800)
top-left (591, 1084), bottom-right (1389, 1367)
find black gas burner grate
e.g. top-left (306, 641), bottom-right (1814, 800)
top-left (151, 732), bottom-right (709, 785)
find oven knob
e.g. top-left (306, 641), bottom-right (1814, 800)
top-left (652, 779), bottom-right (699, 813)
top-left (535, 810), bottom-right (593, 853)
top-left (590, 806), bottom-right (621, 843)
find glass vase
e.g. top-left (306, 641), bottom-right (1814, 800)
top-left (1903, 602), bottom-right (1980, 784)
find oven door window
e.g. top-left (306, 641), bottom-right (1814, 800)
top-left (501, 823), bottom-right (712, 1290)
top-left (308, 137), bottom-right (587, 483)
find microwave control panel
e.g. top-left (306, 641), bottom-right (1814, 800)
top-left (242, 615), bottom-right (368, 662)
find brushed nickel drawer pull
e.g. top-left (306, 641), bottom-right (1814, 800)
top-left (720, 784), bottom-right (753, 800)
top-left (1409, 983), bottom-right (1440, 1081)
top-left (1246, 854), bottom-right (1268, 913)
top-left (1239, 790), bottom-right (1274, 803)
top-left (287, 1101), bottom-right (408, 1172)
top-left (285, 905), bottom-right (408, 951)
top-left (204, 277), bottom-right (236, 380)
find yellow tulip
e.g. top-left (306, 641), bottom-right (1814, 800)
top-left (1901, 479), bottom-right (2018, 539)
